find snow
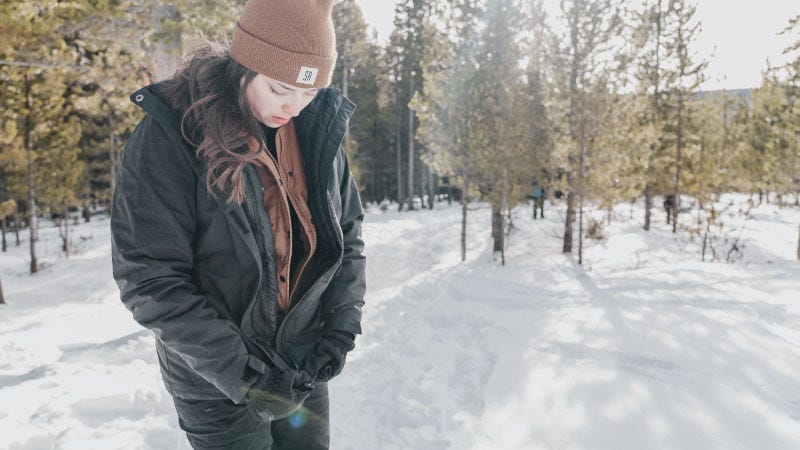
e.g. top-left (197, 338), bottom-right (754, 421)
top-left (2, 194), bottom-right (800, 449)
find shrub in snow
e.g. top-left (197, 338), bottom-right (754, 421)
top-left (587, 218), bottom-right (605, 241)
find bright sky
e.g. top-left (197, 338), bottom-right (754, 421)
top-left (354, 0), bottom-right (800, 90)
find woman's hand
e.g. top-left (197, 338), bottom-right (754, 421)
top-left (302, 330), bottom-right (355, 383)
top-left (245, 366), bottom-right (314, 420)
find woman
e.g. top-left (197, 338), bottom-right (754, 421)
top-left (110, 0), bottom-right (366, 448)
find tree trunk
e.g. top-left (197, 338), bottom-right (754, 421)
top-left (630, 197), bottom-right (635, 219)
top-left (673, 89), bottom-right (684, 233)
top-left (564, 5), bottom-right (578, 255)
top-left (644, 185), bottom-right (652, 231)
top-left (0, 273), bottom-right (5, 304)
top-left (506, 204), bottom-right (514, 235)
top-left (703, 208), bottom-right (717, 261)
top-left (427, 161), bottom-right (435, 210)
top-left (644, 0), bottom-right (662, 234)
top-left (461, 170), bottom-right (468, 262)
top-left (701, 231), bottom-right (707, 262)
top-left (491, 201), bottom-right (504, 259)
top-left (62, 205), bottom-right (69, 255)
top-left (499, 97), bottom-right (510, 266)
top-left (24, 73), bottom-right (38, 274)
top-left (447, 181), bottom-right (453, 205)
top-left (374, 164), bottom-right (381, 205)
top-left (406, 104), bottom-right (415, 211)
top-left (420, 166), bottom-right (426, 208)
top-left (499, 191), bottom-right (506, 266)
top-left (14, 215), bottom-right (19, 246)
top-left (563, 176), bottom-right (575, 254)
top-left (396, 126), bottom-right (403, 211)
top-left (578, 92), bottom-right (587, 265)
top-left (459, 86), bottom-right (471, 261)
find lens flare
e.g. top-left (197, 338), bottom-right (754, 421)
top-left (288, 408), bottom-right (308, 428)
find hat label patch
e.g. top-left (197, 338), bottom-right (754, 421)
top-left (297, 67), bottom-right (319, 85)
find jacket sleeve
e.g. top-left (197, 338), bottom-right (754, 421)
top-left (320, 144), bottom-right (366, 336)
top-left (111, 115), bottom-right (257, 403)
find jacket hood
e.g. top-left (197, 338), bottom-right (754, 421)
top-left (128, 82), bottom-right (355, 149)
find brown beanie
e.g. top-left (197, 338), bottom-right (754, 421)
top-left (230, 0), bottom-right (337, 89)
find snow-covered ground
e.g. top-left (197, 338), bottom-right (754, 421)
top-left (1, 194), bottom-right (799, 449)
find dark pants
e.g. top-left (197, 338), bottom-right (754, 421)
top-left (533, 198), bottom-right (544, 219)
top-left (172, 382), bottom-right (329, 450)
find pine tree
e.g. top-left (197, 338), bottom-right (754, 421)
top-left (331, 0), bottom-right (392, 202)
top-left (634, 0), bottom-right (673, 231)
top-left (549, 0), bottom-right (623, 259)
top-left (0, 196), bottom-right (17, 253)
top-left (36, 95), bottom-right (83, 255)
top-left (0, 99), bottom-right (26, 253)
top-left (0, 0), bottom-right (128, 270)
top-left (0, 0), bottom-right (75, 272)
top-left (521, 0), bottom-right (553, 203)
top-left (469, 0), bottom-right (528, 263)
top-left (691, 92), bottom-right (749, 207)
top-left (632, 0), bottom-right (707, 232)
top-left (748, 71), bottom-right (785, 203)
top-left (777, 14), bottom-right (800, 259)
top-left (587, 92), bottom-right (653, 223)
top-left (72, 40), bottom-right (144, 206)
top-left (414, 0), bottom-right (483, 259)
top-left (781, 17), bottom-right (799, 209)
top-left (664, 0), bottom-right (706, 232)
top-left (136, 0), bottom-right (246, 80)
top-left (387, 0), bottom-right (432, 210)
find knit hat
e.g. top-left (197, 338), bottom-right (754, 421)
top-left (230, 0), bottom-right (337, 89)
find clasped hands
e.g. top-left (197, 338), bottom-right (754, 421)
top-left (245, 330), bottom-right (355, 420)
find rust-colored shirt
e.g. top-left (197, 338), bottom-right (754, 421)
top-left (248, 119), bottom-right (317, 312)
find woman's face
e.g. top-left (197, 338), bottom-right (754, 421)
top-left (244, 73), bottom-right (319, 128)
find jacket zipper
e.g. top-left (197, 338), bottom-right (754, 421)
top-left (274, 169), bottom-right (343, 368)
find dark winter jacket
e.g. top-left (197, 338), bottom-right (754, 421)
top-left (110, 84), bottom-right (365, 404)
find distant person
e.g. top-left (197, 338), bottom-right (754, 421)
top-left (531, 181), bottom-right (546, 219)
top-left (664, 194), bottom-right (676, 224)
top-left (110, 0), bottom-right (366, 448)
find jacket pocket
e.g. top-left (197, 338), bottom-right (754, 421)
top-left (172, 396), bottom-right (257, 436)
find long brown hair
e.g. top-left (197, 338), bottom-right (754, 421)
top-left (156, 42), bottom-right (264, 204)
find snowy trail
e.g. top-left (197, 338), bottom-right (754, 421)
top-left (2, 196), bottom-right (800, 449)
top-left (334, 199), bottom-right (800, 450)
top-left (332, 205), bottom-right (501, 450)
